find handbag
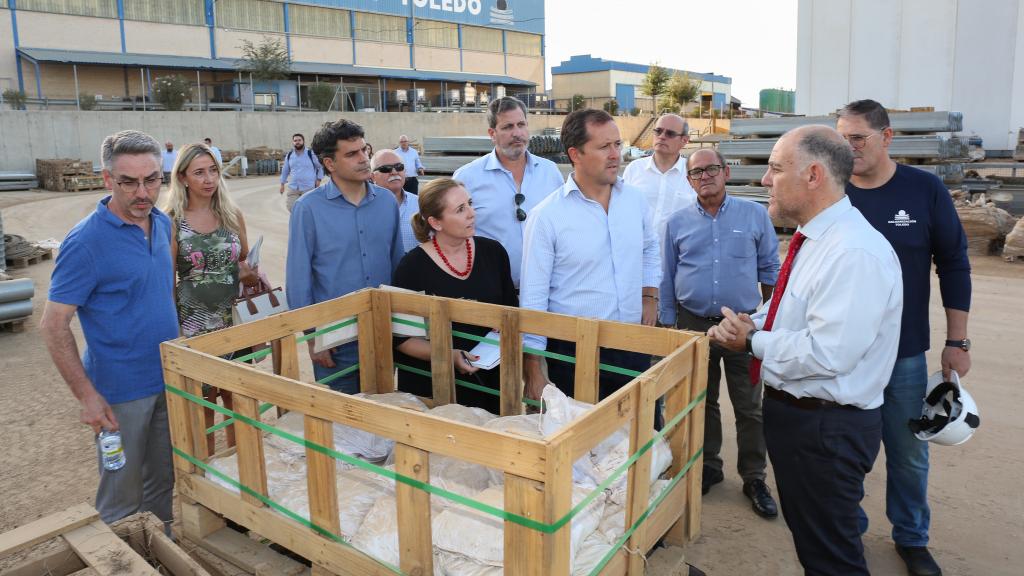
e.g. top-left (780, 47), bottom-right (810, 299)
top-left (232, 272), bottom-right (289, 324)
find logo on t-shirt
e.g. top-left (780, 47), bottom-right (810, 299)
top-left (888, 209), bottom-right (917, 227)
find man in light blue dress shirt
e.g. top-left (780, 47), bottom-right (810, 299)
top-left (521, 109), bottom-right (661, 401)
top-left (393, 135), bottom-right (425, 194)
top-left (660, 148), bottom-right (780, 518)
top-left (453, 96), bottom-right (564, 289)
top-left (287, 119), bottom-right (404, 393)
top-left (371, 149), bottom-right (419, 253)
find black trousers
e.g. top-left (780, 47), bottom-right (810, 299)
top-left (405, 176), bottom-right (420, 195)
top-left (545, 339), bottom-right (650, 401)
top-left (764, 395), bottom-right (882, 576)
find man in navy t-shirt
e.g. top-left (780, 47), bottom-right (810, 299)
top-left (40, 130), bottom-right (180, 529)
top-left (839, 99), bottom-right (971, 576)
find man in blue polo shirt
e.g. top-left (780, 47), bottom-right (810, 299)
top-left (287, 119), bottom-right (403, 393)
top-left (40, 130), bottom-right (180, 527)
top-left (840, 99), bottom-right (972, 576)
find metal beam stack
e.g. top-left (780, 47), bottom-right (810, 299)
top-left (422, 135), bottom-right (569, 176)
top-left (0, 172), bottom-right (39, 191)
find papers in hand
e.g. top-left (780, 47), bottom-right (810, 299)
top-left (246, 235), bottom-right (263, 268)
top-left (468, 331), bottom-right (501, 370)
top-left (312, 285), bottom-right (429, 353)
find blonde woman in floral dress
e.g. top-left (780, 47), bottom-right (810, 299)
top-left (161, 143), bottom-right (256, 453)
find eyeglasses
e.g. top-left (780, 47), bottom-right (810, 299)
top-left (653, 127), bottom-right (684, 139)
top-left (686, 164), bottom-right (724, 179)
top-left (842, 130), bottom-right (886, 149)
top-left (114, 174), bottom-right (163, 193)
top-left (515, 193), bottom-right (527, 222)
top-left (374, 163), bottom-right (405, 174)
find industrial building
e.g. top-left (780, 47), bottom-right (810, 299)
top-left (0, 0), bottom-right (546, 111)
top-left (550, 54), bottom-right (733, 115)
top-left (797, 0), bottom-right (1024, 152)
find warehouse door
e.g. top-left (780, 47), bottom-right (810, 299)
top-left (616, 83), bottom-right (635, 112)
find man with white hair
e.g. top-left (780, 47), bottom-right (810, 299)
top-left (41, 130), bottom-right (179, 529)
top-left (372, 149), bottom-right (419, 253)
top-left (393, 134), bottom-right (425, 194)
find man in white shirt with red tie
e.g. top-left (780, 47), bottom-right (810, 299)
top-left (709, 125), bottom-right (903, 576)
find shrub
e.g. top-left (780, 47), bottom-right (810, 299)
top-left (308, 83), bottom-right (335, 112)
top-left (152, 75), bottom-right (192, 111)
top-left (79, 93), bottom-right (97, 110)
top-left (3, 89), bottom-right (27, 110)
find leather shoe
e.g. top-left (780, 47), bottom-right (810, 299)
top-left (702, 466), bottom-right (724, 495)
top-left (895, 545), bottom-right (942, 576)
top-left (742, 479), bottom-right (778, 519)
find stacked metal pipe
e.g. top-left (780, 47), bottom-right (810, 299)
top-left (0, 278), bottom-right (34, 322)
top-left (730, 111), bottom-right (963, 137)
top-left (0, 172), bottom-right (38, 191)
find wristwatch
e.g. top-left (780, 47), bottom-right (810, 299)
top-left (745, 329), bottom-right (758, 355)
top-left (945, 338), bottom-right (971, 352)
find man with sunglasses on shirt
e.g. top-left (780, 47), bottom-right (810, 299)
top-left (623, 113), bottom-right (697, 241)
top-left (839, 99), bottom-right (971, 576)
top-left (371, 149), bottom-right (420, 253)
top-left (454, 96), bottom-right (564, 289)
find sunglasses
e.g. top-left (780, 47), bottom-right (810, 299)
top-left (374, 163), bottom-right (405, 174)
top-left (653, 127), bottom-right (684, 139)
top-left (515, 193), bottom-right (527, 222)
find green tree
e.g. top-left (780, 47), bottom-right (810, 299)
top-left (570, 93), bottom-right (586, 112)
top-left (664, 72), bottom-right (701, 113)
top-left (640, 63), bottom-right (670, 114)
top-left (2, 89), bottom-right (27, 110)
top-left (237, 36), bottom-right (291, 81)
top-left (602, 99), bottom-right (619, 115)
top-left (308, 83), bottom-right (336, 112)
top-left (78, 93), bottom-right (97, 111)
top-left (152, 75), bottom-right (192, 111)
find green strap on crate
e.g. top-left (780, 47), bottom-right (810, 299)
top-left (392, 362), bottom-right (542, 409)
top-left (168, 382), bottom-right (706, 534)
top-left (171, 446), bottom-right (404, 575)
top-left (389, 316), bottom-right (645, 379)
top-left (231, 317), bottom-right (359, 364)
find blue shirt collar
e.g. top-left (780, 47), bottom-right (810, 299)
top-left (799, 195), bottom-right (853, 240)
top-left (322, 178), bottom-right (380, 204)
top-left (484, 149), bottom-right (540, 172)
top-left (562, 173), bottom-right (625, 198)
top-left (695, 194), bottom-right (732, 217)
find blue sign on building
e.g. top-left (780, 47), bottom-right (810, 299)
top-left (303, 0), bottom-right (545, 34)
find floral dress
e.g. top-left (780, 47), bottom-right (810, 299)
top-left (175, 218), bottom-right (241, 338)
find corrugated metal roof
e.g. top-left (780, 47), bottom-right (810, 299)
top-left (16, 48), bottom-right (535, 86)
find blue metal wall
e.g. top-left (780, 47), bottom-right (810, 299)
top-left (615, 83), bottom-right (634, 111)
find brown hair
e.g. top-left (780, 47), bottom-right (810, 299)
top-left (411, 177), bottom-right (466, 243)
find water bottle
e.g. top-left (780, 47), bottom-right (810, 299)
top-left (99, 430), bottom-right (126, 471)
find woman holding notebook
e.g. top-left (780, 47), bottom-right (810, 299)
top-left (391, 177), bottom-right (517, 414)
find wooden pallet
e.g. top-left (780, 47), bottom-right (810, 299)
top-left (62, 174), bottom-right (106, 192)
top-left (0, 317), bottom-right (28, 333)
top-left (5, 248), bottom-right (53, 269)
top-left (36, 158), bottom-right (94, 191)
top-left (0, 504), bottom-right (210, 576)
top-left (163, 288), bottom-right (709, 576)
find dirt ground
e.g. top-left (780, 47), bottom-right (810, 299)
top-left (1, 176), bottom-right (1022, 575)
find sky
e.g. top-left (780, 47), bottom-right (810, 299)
top-left (543, 0), bottom-right (799, 106)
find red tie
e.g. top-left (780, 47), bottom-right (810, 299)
top-left (749, 231), bottom-right (806, 385)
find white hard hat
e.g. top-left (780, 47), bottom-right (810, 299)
top-left (908, 370), bottom-right (980, 446)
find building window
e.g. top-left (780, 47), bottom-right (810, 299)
top-left (289, 3), bottom-right (350, 38)
top-left (124, 0), bottom-right (205, 27)
top-left (461, 25), bottom-right (502, 53)
top-left (505, 31), bottom-right (541, 57)
top-left (215, 0), bottom-right (284, 33)
top-left (354, 12), bottom-right (406, 44)
top-left (16, 0), bottom-right (117, 19)
top-left (414, 19), bottom-right (458, 49)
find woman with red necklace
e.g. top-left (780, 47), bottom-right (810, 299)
top-left (392, 177), bottom-right (517, 414)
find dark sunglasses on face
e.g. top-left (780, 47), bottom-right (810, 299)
top-left (374, 163), bottom-right (405, 174)
top-left (687, 164), bottom-right (724, 179)
top-left (653, 127), bottom-right (683, 139)
top-left (515, 192), bottom-right (527, 222)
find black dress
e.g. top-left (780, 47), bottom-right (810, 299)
top-left (392, 236), bottom-right (518, 414)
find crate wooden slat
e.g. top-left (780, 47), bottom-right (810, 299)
top-left (162, 288), bottom-right (707, 576)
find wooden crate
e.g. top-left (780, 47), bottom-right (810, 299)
top-left (0, 504), bottom-right (210, 576)
top-left (161, 289), bottom-right (708, 576)
top-left (35, 158), bottom-right (94, 192)
top-left (62, 174), bottom-right (106, 192)
top-left (4, 247), bottom-right (53, 269)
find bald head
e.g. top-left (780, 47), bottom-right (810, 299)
top-left (652, 113), bottom-right (689, 160)
top-left (784, 125), bottom-right (854, 191)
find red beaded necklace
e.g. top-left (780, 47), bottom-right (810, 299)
top-left (432, 236), bottom-right (473, 277)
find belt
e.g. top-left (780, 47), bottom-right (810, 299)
top-left (764, 386), bottom-right (858, 410)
